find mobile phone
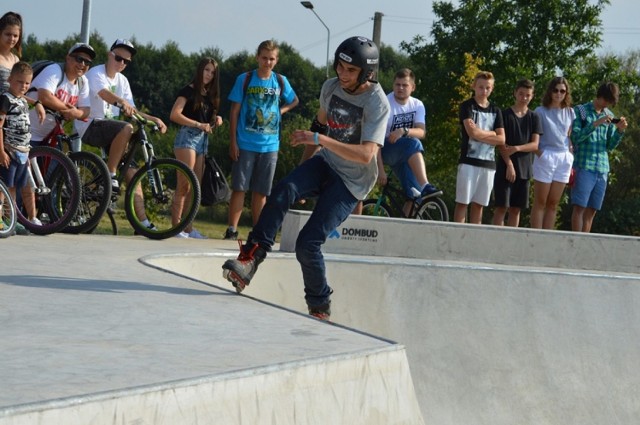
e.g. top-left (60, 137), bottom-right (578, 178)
top-left (611, 118), bottom-right (621, 124)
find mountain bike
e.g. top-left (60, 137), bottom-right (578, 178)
top-left (16, 145), bottom-right (81, 235)
top-left (361, 172), bottom-right (449, 221)
top-left (36, 110), bottom-right (112, 235)
top-left (90, 113), bottom-right (201, 239)
top-left (0, 178), bottom-right (17, 238)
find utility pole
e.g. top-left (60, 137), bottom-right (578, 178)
top-left (80, 0), bottom-right (92, 44)
top-left (372, 12), bottom-right (383, 48)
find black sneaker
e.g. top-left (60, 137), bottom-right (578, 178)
top-left (308, 303), bottom-right (331, 321)
top-left (222, 241), bottom-right (267, 293)
top-left (223, 228), bottom-right (238, 240)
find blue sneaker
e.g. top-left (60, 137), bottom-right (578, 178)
top-left (421, 183), bottom-right (443, 198)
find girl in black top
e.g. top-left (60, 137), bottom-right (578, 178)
top-left (170, 57), bottom-right (223, 238)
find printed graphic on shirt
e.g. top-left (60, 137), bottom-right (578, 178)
top-left (0, 93), bottom-right (31, 147)
top-left (390, 111), bottom-right (416, 132)
top-left (468, 109), bottom-right (497, 161)
top-left (327, 94), bottom-right (363, 145)
top-left (243, 85), bottom-right (280, 135)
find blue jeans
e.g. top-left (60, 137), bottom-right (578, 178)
top-left (248, 155), bottom-right (358, 308)
top-left (382, 136), bottom-right (424, 197)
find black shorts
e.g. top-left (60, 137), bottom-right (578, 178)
top-left (493, 175), bottom-right (530, 209)
top-left (82, 119), bottom-right (130, 148)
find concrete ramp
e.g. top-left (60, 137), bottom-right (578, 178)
top-left (147, 224), bottom-right (640, 425)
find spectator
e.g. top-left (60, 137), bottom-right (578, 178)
top-left (454, 71), bottom-right (505, 224)
top-left (169, 57), bottom-right (223, 239)
top-left (76, 39), bottom-right (167, 231)
top-left (224, 40), bottom-right (299, 240)
top-left (530, 76), bottom-right (575, 229)
top-left (0, 62), bottom-right (35, 235)
top-left (492, 78), bottom-right (542, 227)
top-left (570, 82), bottom-right (627, 232)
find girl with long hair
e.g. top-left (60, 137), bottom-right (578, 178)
top-left (170, 57), bottom-right (222, 238)
top-left (531, 76), bottom-right (575, 229)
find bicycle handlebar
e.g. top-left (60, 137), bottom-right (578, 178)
top-left (129, 112), bottom-right (159, 132)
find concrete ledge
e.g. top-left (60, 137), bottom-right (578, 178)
top-left (0, 346), bottom-right (424, 425)
top-left (281, 210), bottom-right (640, 274)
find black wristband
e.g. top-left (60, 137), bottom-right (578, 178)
top-left (310, 117), bottom-right (328, 135)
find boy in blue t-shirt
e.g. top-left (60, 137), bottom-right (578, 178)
top-left (224, 40), bottom-right (299, 240)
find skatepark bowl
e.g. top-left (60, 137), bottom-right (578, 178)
top-left (1, 210), bottom-right (639, 424)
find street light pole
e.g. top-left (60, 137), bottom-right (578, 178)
top-left (300, 1), bottom-right (330, 78)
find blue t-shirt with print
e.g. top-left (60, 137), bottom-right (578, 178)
top-left (228, 70), bottom-right (296, 153)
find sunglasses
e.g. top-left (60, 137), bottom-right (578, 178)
top-left (72, 55), bottom-right (93, 66)
top-left (552, 88), bottom-right (567, 94)
top-left (111, 52), bottom-right (132, 65)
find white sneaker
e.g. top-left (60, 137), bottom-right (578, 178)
top-left (175, 231), bottom-right (189, 238)
top-left (30, 218), bottom-right (43, 226)
top-left (188, 228), bottom-right (208, 239)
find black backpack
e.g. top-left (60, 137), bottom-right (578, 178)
top-left (28, 61), bottom-right (84, 93)
top-left (200, 155), bottom-right (231, 206)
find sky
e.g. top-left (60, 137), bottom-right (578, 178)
top-left (14, 0), bottom-right (640, 68)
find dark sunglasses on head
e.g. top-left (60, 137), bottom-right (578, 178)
top-left (552, 88), bottom-right (567, 94)
top-left (72, 56), bottom-right (93, 66)
top-left (112, 52), bottom-right (132, 65)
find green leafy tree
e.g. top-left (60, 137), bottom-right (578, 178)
top-left (400, 0), bottom-right (611, 225)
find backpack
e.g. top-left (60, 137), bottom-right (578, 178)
top-left (27, 60), bottom-right (84, 93)
top-left (200, 155), bottom-right (231, 206)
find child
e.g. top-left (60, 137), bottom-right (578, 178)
top-left (492, 79), bottom-right (542, 227)
top-left (224, 40), bottom-right (299, 240)
top-left (0, 62), bottom-right (35, 235)
top-left (454, 71), bottom-right (505, 224)
top-left (570, 82), bottom-right (627, 233)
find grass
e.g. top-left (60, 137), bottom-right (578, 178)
top-left (91, 202), bottom-right (254, 240)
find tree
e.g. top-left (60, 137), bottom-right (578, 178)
top-left (400, 0), bottom-right (612, 224)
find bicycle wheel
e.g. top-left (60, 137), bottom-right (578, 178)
top-left (361, 199), bottom-right (393, 217)
top-left (0, 180), bottom-right (17, 238)
top-left (64, 151), bottom-right (112, 234)
top-left (124, 158), bottom-right (201, 240)
top-left (416, 196), bottom-right (449, 222)
top-left (17, 146), bottom-right (81, 235)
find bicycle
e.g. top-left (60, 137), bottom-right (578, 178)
top-left (361, 172), bottom-right (449, 221)
top-left (36, 110), bottom-right (112, 235)
top-left (0, 178), bottom-right (17, 238)
top-left (16, 144), bottom-right (82, 235)
top-left (90, 113), bottom-right (201, 239)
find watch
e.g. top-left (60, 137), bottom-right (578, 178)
top-left (403, 128), bottom-right (409, 137)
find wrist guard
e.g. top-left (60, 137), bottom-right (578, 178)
top-left (310, 117), bottom-right (328, 135)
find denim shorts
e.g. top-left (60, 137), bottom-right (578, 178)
top-left (570, 168), bottom-right (608, 210)
top-left (0, 156), bottom-right (29, 188)
top-left (173, 126), bottom-right (208, 154)
top-left (231, 149), bottom-right (278, 195)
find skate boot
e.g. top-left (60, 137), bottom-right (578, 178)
top-left (222, 241), bottom-right (267, 293)
top-left (308, 302), bottom-right (331, 321)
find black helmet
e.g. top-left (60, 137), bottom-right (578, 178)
top-left (333, 36), bottom-right (379, 87)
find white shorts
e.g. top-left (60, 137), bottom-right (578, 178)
top-left (455, 163), bottom-right (495, 206)
top-left (532, 150), bottom-right (573, 184)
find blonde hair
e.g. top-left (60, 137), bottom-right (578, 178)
top-left (473, 71), bottom-right (494, 84)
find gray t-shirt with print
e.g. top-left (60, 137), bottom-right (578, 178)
top-left (316, 78), bottom-right (389, 200)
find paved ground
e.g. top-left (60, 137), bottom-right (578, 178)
top-left (0, 234), bottom-right (423, 424)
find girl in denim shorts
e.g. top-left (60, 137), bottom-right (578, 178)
top-left (169, 57), bottom-right (223, 238)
